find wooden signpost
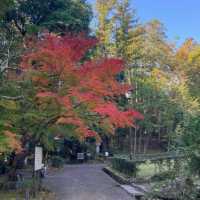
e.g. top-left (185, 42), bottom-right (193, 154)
top-left (33, 146), bottom-right (43, 197)
top-left (34, 147), bottom-right (43, 171)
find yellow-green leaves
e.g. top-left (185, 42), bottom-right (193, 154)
top-left (0, 99), bottom-right (18, 110)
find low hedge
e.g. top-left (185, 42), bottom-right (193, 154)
top-left (51, 156), bottom-right (65, 168)
top-left (150, 170), bottom-right (174, 182)
top-left (110, 157), bottom-right (138, 177)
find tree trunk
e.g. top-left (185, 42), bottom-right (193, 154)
top-left (129, 127), bottom-right (133, 160)
top-left (143, 133), bottom-right (150, 154)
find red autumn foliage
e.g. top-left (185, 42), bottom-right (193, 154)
top-left (94, 103), bottom-right (144, 128)
top-left (21, 33), bottom-right (143, 139)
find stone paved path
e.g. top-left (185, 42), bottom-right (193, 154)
top-left (44, 164), bottom-right (134, 200)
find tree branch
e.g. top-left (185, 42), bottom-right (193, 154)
top-left (0, 95), bottom-right (24, 100)
top-left (0, 66), bottom-right (18, 74)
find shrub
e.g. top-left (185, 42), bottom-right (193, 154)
top-left (190, 155), bottom-right (200, 177)
top-left (110, 157), bottom-right (137, 177)
top-left (0, 162), bottom-right (9, 175)
top-left (146, 178), bottom-right (200, 200)
top-left (51, 156), bottom-right (65, 168)
top-left (150, 171), bottom-right (174, 182)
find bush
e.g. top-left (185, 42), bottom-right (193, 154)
top-left (110, 157), bottom-right (137, 177)
top-left (51, 156), bottom-right (65, 168)
top-left (0, 162), bottom-right (9, 175)
top-left (190, 155), bottom-right (200, 176)
top-left (150, 171), bottom-right (173, 182)
top-left (146, 178), bottom-right (200, 200)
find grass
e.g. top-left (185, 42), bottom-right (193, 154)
top-left (137, 162), bottom-right (157, 178)
top-left (113, 153), bottom-right (185, 180)
top-left (0, 191), bottom-right (56, 200)
top-left (0, 191), bottom-right (19, 200)
top-left (112, 155), bottom-right (170, 179)
top-left (137, 161), bottom-right (169, 179)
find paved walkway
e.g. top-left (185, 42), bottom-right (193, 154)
top-left (44, 164), bottom-right (134, 200)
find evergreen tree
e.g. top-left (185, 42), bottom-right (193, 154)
top-left (114, 0), bottom-right (137, 61)
top-left (95, 0), bottom-right (117, 56)
top-left (1, 0), bottom-right (92, 36)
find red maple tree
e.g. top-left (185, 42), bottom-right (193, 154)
top-left (21, 33), bottom-right (143, 140)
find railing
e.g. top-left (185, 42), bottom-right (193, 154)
top-left (114, 151), bottom-right (186, 163)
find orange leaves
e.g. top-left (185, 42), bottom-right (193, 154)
top-left (57, 117), bottom-right (83, 127)
top-left (56, 116), bottom-right (97, 140)
top-left (79, 58), bottom-right (130, 97)
top-left (3, 131), bottom-right (22, 153)
top-left (76, 127), bottom-right (97, 140)
top-left (32, 76), bottom-right (49, 86)
top-left (94, 103), bottom-right (143, 128)
top-left (21, 33), bottom-right (97, 74)
top-left (36, 92), bottom-right (57, 98)
top-left (124, 110), bottom-right (144, 120)
top-left (22, 33), bottom-right (143, 140)
top-left (176, 38), bottom-right (195, 61)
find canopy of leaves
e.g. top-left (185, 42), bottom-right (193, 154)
top-left (0, 0), bottom-right (15, 18)
top-left (21, 33), bottom-right (143, 142)
top-left (2, 0), bottom-right (92, 36)
top-left (0, 88), bottom-right (22, 153)
top-left (181, 115), bottom-right (200, 176)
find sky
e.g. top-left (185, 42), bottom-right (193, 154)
top-left (89, 0), bottom-right (200, 45)
top-left (133, 0), bottom-right (200, 45)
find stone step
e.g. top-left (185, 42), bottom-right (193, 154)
top-left (131, 183), bottom-right (150, 193)
top-left (121, 184), bottom-right (144, 198)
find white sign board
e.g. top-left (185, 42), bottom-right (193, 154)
top-left (105, 152), bottom-right (109, 157)
top-left (77, 153), bottom-right (84, 160)
top-left (34, 146), bottom-right (43, 171)
top-left (96, 144), bottom-right (100, 154)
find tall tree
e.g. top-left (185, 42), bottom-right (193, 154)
top-left (175, 38), bottom-right (200, 101)
top-left (95, 0), bottom-right (117, 56)
top-left (187, 45), bottom-right (200, 100)
top-left (114, 0), bottom-right (137, 60)
top-left (20, 33), bottom-right (143, 148)
top-left (1, 0), bottom-right (92, 37)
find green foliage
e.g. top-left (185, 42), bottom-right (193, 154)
top-left (95, 0), bottom-right (137, 58)
top-left (0, 79), bottom-right (22, 153)
top-left (0, 0), bottom-right (14, 18)
top-left (51, 156), bottom-right (65, 168)
top-left (146, 178), bottom-right (200, 200)
top-left (95, 0), bottom-right (117, 56)
top-left (0, 0), bottom-right (93, 154)
top-left (181, 115), bottom-right (200, 176)
top-left (110, 157), bottom-right (137, 176)
top-left (114, 0), bottom-right (137, 60)
top-left (150, 171), bottom-right (173, 182)
top-left (1, 0), bottom-right (92, 36)
top-left (0, 1), bottom-right (199, 186)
